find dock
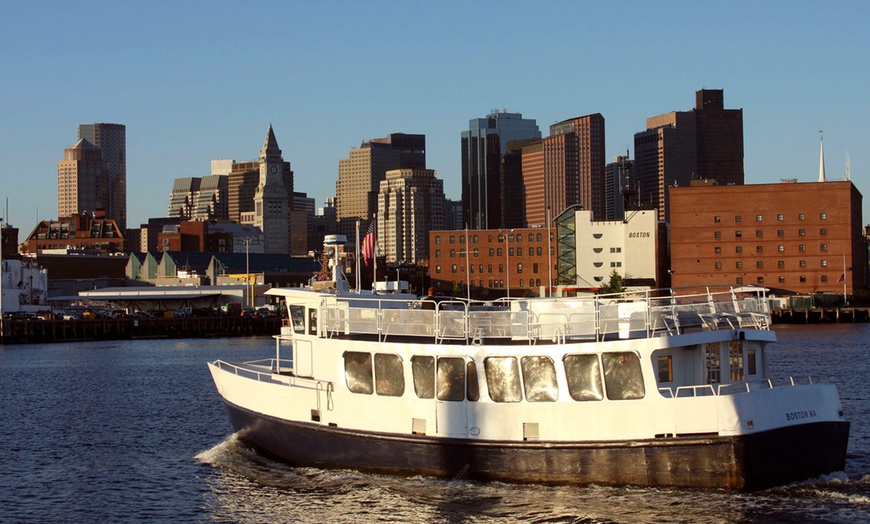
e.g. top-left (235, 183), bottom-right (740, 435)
top-left (0, 316), bottom-right (281, 345)
top-left (772, 307), bottom-right (870, 324)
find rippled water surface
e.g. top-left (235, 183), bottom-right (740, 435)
top-left (1, 325), bottom-right (868, 523)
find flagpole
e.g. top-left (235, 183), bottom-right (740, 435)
top-left (547, 206), bottom-right (553, 298)
top-left (373, 213), bottom-right (377, 293)
top-left (465, 226), bottom-right (471, 299)
top-left (355, 220), bottom-right (361, 293)
top-left (843, 253), bottom-right (847, 305)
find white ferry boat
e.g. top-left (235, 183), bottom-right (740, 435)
top-left (208, 238), bottom-right (849, 491)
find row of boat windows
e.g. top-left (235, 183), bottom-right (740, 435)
top-left (343, 351), bottom-right (646, 403)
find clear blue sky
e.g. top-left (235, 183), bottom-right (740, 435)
top-left (1, 1), bottom-right (868, 230)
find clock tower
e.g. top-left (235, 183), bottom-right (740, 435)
top-left (254, 125), bottom-right (290, 254)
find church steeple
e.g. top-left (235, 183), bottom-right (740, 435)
top-left (261, 124), bottom-right (283, 162)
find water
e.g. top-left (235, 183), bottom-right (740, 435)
top-left (0, 326), bottom-right (868, 523)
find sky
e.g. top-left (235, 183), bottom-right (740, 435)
top-left (1, 1), bottom-right (869, 231)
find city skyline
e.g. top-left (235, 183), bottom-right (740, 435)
top-left (2, 2), bottom-right (868, 229)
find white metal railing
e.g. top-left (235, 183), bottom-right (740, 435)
top-left (657, 375), bottom-right (829, 398)
top-left (318, 287), bottom-right (771, 344)
top-left (212, 358), bottom-right (329, 386)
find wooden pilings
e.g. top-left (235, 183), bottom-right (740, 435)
top-left (771, 307), bottom-right (870, 324)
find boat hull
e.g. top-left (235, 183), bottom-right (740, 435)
top-left (221, 399), bottom-right (850, 492)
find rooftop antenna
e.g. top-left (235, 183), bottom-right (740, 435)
top-left (818, 130), bottom-right (826, 182)
top-left (845, 151), bottom-right (851, 181)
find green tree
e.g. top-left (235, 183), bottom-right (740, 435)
top-left (599, 270), bottom-right (625, 295)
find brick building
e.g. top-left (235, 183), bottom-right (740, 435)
top-left (21, 214), bottom-right (125, 255)
top-left (669, 181), bottom-right (865, 295)
top-left (429, 227), bottom-right (555, 297)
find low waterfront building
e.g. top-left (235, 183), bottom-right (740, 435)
top-left (669, 180), bottom-right (866, 296)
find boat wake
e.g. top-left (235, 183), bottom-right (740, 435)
top-left (195, 435), bottom-right (870, 523)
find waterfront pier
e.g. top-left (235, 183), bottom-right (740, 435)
top-left (0, 316), bottom-right (281, 345)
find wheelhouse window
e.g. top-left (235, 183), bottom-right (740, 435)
top-left (747, 346), bottom-right (758, 376)
top-left (564, 354), bottom-right (604, 401)
top-left (705, 343), bottom-right (721, 384)
top-left (484, 356), bottom-right (522, 403)
top-left (657, 355), bottom-right (673, 383)
top-left (729, 341), bottom-right (744, 382)
top-left (308, 308), bottom-right (317, 335)
top-left (601, 352), bottom-right (645, 400)
top-left (289, 305), bottom-right (305, 334)
top-left (521, 356), bottom-right (558, 402)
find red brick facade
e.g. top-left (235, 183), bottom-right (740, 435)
top-left (429, 227), bottom-right (556, 297)
top-left (669, 181), bottom-right (865, 295)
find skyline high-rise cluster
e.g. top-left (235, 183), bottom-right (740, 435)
top-left (53, 88), bottom-right (746, 258)
top-left (336, 133), bottom-right (426, 224)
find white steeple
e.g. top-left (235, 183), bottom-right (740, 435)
top-left (818, 130), bottom-right (826, 183)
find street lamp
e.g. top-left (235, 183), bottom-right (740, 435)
top-left (242, 236), bottom-right (252, 309)
top-left (464, 228), bottom-right (471, 299)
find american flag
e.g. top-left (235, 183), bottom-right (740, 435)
top-left (362, 220), bottom-right (376, 265)
top-left (836, 273), bottom-right (845, 284)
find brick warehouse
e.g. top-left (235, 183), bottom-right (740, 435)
top-left (669, 180), bottom-right (865, 295)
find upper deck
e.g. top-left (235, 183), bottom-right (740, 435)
top-left (279, 287), bottom-right (772, 345)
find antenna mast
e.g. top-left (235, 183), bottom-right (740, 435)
top-left (845, 151), bottom-right (851, 181)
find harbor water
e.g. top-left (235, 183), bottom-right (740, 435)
top-left (1, 325), bottom-right (868, 523)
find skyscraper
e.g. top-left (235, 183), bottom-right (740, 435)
top-left (634, 89), bottom-right (743, 221)
top-left (77, 123), bottom-right (126, 230)
top-left (58, 138), bottom-right (105, 221)
top-left (461, 111), bottom-right (541, 229)
top-left (376, 168), bottom-right (445, 264)
top-left (521, 114), bottom-right (606, 226)
top-left (604, 154), bottom-right (633, 221)
top-left (254, 125), bottom-right (292, 254)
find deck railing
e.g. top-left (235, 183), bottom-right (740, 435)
top-left (316, 287), bottom-right (771, 344)
top-left (657, 375), bottom-right (829, 398)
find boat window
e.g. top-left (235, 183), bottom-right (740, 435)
top-left (602, 352), bottom-right (645, 400)
top-left (747, 347), bottom-right (757, 376)
top-left (437, 357), bottom-right (465, 401)
top-left (563, 354), bottom-right (603, 401)
top-left (729, 341), bottom-right (744, 382)
top-left (374, 354), bottom-right (405, 397)
top-left (657, 355), bottom-right (673, 383)
top-left (521, 356), bottom-right (558, 402)
top-left (289, 305), bottom-right (305, 334)
top-left (705, 343), bottom-right (721, 384)
top-left (466, 360), bottom-right (480, 401)
top-left (484, 357), bottom-right (522, 403)
top-left (344, 352), bottom-right (373, 394)
top-left (308, 308), bottom-right (317, 335)
top-left (411, 356), bottom-right (435, 399)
